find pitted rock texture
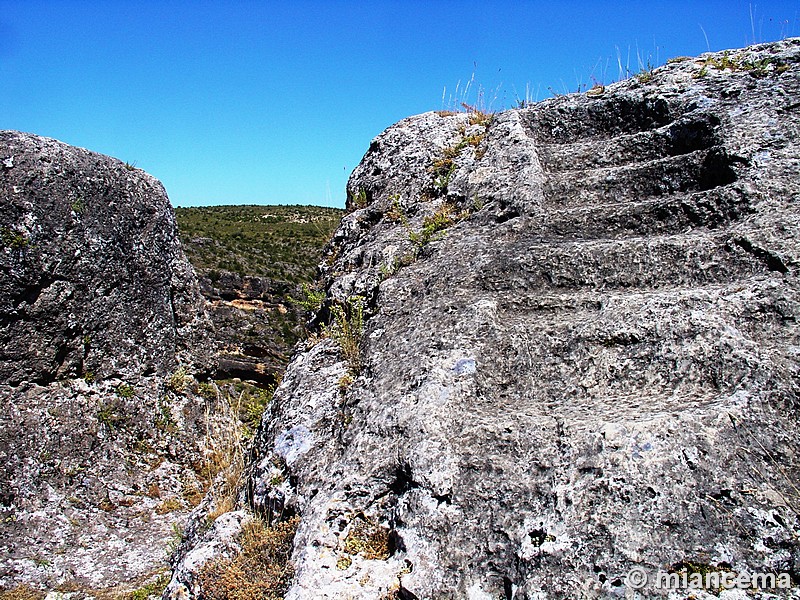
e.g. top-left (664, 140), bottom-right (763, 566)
top-left (0, 131), bottom-right (213, 385)
top-left (0, 375), bottom-right (233, 591)
top-left (173, 40), bottom-right (800, 599)
top-left (0, 133), bottom-right (224, 593)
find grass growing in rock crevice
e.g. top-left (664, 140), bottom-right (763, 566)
top-left (198, 516), bottom-right (300, 600)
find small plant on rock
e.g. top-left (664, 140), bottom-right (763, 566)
top-left (385, 195), bottom-right (408, 224)
top-left (467, 108), bottom-right (493, 127)
top-left (96, 399), bottom-right (124, 430)
top-left (431, 157), bottom-right (456, 191)
top-left (155, 399), bottom-right (178, 433)
top-left (166, 367), bottom-right (187, 393)
top-left (0, 227), bottom-right (29, 251)
top-left (348, 188), bottom-right (369, 211)
top-left (328, 296), bottom-right (365, 373)
top-left (636, 60), bottom-right (655, 83)
top-left (338, 373), bottom-right (355, 391)
top-left (116, 383), bottom-right (135, 398)
top-left (408, 203), bottom-right (460, 249)
top-left (166, 522), bottom-right (185, 556)
top-left (129, 574), bottom-right (170, 600)
top-left (289, 283), bottom-right (326, 313)
top-left (342, 515), bottom-right (391, 561)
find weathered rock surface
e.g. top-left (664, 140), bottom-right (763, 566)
top-left (0, 374), bottom-right (233, 592)
top-left (0, 133), bottom-right (228, 593)
top-left (172, 39), bottom-right (800, 599)
top-left (0, 131), bottom-right (212, 384)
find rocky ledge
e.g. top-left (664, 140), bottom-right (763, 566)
top-left (171, 39), bottom-right (800, 599)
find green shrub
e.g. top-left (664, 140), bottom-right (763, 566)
top-left (116, 383), bottom-right (135, 398)
top-left (0, 227), bottom-right (29, 250)
top-left (289, 283), bottom-right (325, 313)
top-left (409, 203), bottom-right (458, 248)
top-left (348, 188), bottom-right (369, 210)
top-left (96, 399), bottom-right (124, 430)
top-left (198, 382), bottom-right (218, 401)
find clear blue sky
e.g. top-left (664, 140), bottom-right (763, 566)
top-left (2, 1), bottom-right (798, 208)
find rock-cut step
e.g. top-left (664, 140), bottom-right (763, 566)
top-left (542, 146), bottom-right (742, 209)
top-left (478, 230), bottom-right (786, 292)
top-left (528, 185), bottom-right (754, 242)
top-left (535, 111), bottom-right (723, 173)
top-left (494, 274), bottom-right (788, 318)
top-left (483, 278), bottom-right (793, 415)
top-left (521, 94), bottom-right (675, 144)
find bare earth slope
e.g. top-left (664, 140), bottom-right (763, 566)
top-left (170, 40), bottom-right (800, 599)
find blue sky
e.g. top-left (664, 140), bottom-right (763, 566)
top-left (2, 1), bottom-right (798, 208)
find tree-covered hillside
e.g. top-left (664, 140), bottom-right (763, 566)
top-left (175, 204), bottom-right (343, 284)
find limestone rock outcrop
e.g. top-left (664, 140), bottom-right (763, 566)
top-left (172, 39), bottom-right (800, 599)
top-left (0, 131), bottom-right (212, 384)
top-left (198, 272), bottom-right (298, 387)
top-left (0, 133), bottom-right (227, 593)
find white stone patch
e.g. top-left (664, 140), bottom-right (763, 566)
top-left (274, 425), bottom-right (314, 465)
top-left (466, 583), bottom-right (496, 599)
top-left (471, 298), bottom-right (498, 321)
top-left (45, 593), bottom-right (78, 600)
top-left (452, 357), bottom-right (476, 376)
top-left (752, 150), bottom-right (772, 166)
top-left (711, 542), bottom-right (735, 566)
top-left (409, 440), bottom-right (457, 497)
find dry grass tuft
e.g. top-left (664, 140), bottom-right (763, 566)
top-left (155, 497), bottom-right (183, 515)
top-left (196, 382), bottom-right (247, 519)
top-left (467, 109), bottom-right (493, 127)
top-left (199, 516), bottom-right (300, 600)
top-left (343, 516), bottom-right (391, 560)
top-left (327, 296), bottom-right (364, 373)
top-left (0, 585), bottom-right (45, 600)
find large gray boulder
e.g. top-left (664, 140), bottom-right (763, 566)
top-left (0, 133), bottom-right (228, 594)
top-left (173, 40), bottom-right (800, 599)
top-left (0, 131), bottom-right (212, 384)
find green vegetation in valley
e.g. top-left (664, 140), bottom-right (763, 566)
top-left (175, 205), bottom-right (343, 283)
